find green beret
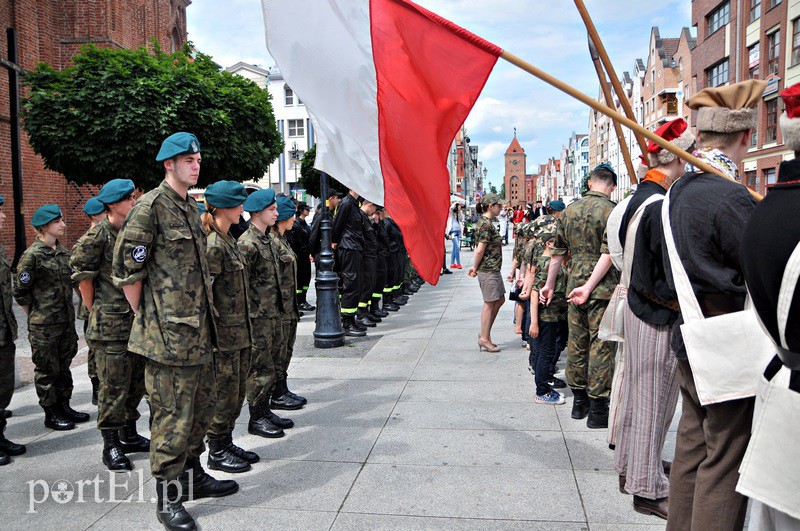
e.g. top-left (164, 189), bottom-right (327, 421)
top-left (276, 196), bottom-right (296, 221)
top-left (82, 197), bottom-right (105, 216)
top-left (0, 195), bottom-right (4, 206)
top-left (205, 180), bottom-right (248, 209)
top-left (197, 202), bottom-right (206, 216)
top-left (156, 132), bottom-right (201, 162)
top-left (31, 204), bottom-right (63, 227)
top-left (481, 193), bottom-right (507, 207)
top-left (97, 179), bottom-right (135, 205)
top-left (243, 189), bottom-right (276, 213)
top-left (549, 200), bottom-right (566, 211)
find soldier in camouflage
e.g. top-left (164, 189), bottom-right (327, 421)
top-left (541, 164), bottom-right (619, 429)
top-left (112, 133), bottom-right (237, 530)
top-left (200, 181), bottom-right (259, 474)
top-left (271, 196), bottom-right (307, 411)
top-left (239, 189), bottom-right (293, 439)
top-left (0, 195), bottom-right (25, 465)
top-left (14, 204), bottom-right (89, 432)
top-left (71, 180), bottom-right (149, 473)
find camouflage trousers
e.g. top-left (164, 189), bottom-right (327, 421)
top-left (29, 322), bottom-right (78, 407)
top-left (145, 359), bottom-right (216, 480)
top-left (566, 299), bottom-right (615, 399)
top-left (208, 347), bottom-right (250, 441)
top-left (0, 342), bottom-right (14, 433)
top-left (83, 320), bottom-right (96, 381)
top-left (88, 340), bottom-right (146, 430)
top-left (277, 318), bottom-right (298, 383)
top-left (246, 317), bottom-right (281, 409)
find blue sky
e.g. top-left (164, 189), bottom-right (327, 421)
top-left (187, 0), bottom-right (692, 192)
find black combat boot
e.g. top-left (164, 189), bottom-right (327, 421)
top-left (342, 315), bottom-right (367, 337)
top-left (247, 403), bottom-right (285, 438)
top-left (280, 378), bottom-right (307, 406)
top-left (58, 401), bottom-right (90, 423)
top-left (226, 435), bottom-right (260, 464)
top-left (91, 376), bottom-right (99, 406)
top-left (298, 292), bottom-right (316, 311)
top-left (119, 419), bottom-right (150, 453)
top-left (101, 429), bottom-right (133, 471)
top-left (571, 389), bottom-right (590, 420)
top-left (270, 380), bottom-right (304, 410)
top-left (0, 450), bottom-right (8, 466)
top-left (586, 397), bottom-right (609, 429)
top-left (383, 296), bottom-right (400, 312)
top-left (207, 437), bottom-right (251, 474)
top-left (394, 293), bottom-right (408, 305)
top-left (264, 408), bottom-right (294, 429)
top-left (179, 457), bottom-right (239, 500)
top-left (371, 299), bottom-right (389, 318)
top-left (0, 434), bottom-right (26, 456)
top-left (156, 478), bottom-right (197, 531)
top-left (356, 308), bottom-right (376, 328)
top-left (43, 405), bottom-right (75, 431)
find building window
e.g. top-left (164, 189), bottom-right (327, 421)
top-left (679, 58), bottom-right (683, 77)
top-left (288, 119), bottom-right (305, 137)
top-left (706, 59), bottom-right (730, 87)
top-left (707, 2), bottom-right (730, 35)
top-left (766, 0), bottom-right (780, 9)
top-left (767, 31), bottom-right (780, 75)
top-left (745, 170), bottom-right (757, 189)
top-left (651, 71), bottom-right (655, 94)
top-left (749, 43), bottom-right (760, 79)
top-left (285, 86), bottom-right (294, 106)
top-left (764, 168), bottom-right (777, 186)
top-left (751, 129), bottom-right (758, 148)
top-left (765, 99), bottom-right (779, 143)
top-left (793, 19), bottom-right (800, 66)
top-left (750, 0), bottom-right (761, 21)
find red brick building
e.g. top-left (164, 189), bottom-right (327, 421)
top-left (0, 0), bottom-right (190, 255)
top-left (503, 134), bottom-right (527, 206)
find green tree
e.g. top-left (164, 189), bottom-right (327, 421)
top-left (298, 145), bottom-right (347, 198)
top-left (22, 43), bottom-right (283, 191)
top-left (489, 183), bottom-right (498, 194)
top-left (499, 183), bottom-right (506, 199)
top-left (580, 172), bottom-right (591, 197)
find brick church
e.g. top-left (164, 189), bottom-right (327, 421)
top-left (504, 133), bottom-right (535, 206)
top-left (0, 0), bottom-right (191, 256)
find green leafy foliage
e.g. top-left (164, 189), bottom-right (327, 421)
top-left (580, 172), bottom-right (591, 197)
top-left (489, 183), bottom-right (498, 194)
top-left (298, 145), bottom-right (346, 198)
top-left (499, 183), bottom-right (506, 199)
top-left (22, 43), bottom-right (283, 191)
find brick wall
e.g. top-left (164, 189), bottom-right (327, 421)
top-left (0, 0), bottom-right (189, 259)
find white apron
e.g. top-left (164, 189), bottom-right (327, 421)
top-left (737, 241), bottom-right (800, 523)
top-left (661, 188), bottom-right (774, 406)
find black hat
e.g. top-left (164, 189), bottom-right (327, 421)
top-left (327, 190), bottom-right (342, 199)
top-left (297, 201), bottom-right (311, 212)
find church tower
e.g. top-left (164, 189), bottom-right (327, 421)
top-left (504, 132), bottom-right (526, 205)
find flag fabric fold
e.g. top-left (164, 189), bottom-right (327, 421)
top-left (263, 0), bottom-right (501, 283)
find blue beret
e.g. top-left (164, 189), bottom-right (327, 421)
top-left (156, 132), bottom-right (201, 162)
top-left (0, 195), bottom-right (4, 206)
top-left (204, 180), bottom-right (248, 209)
top-left (97, 179), bottom-right (135, 205)
top-left (276, 196), bottom-right (296, 221)
top-left (243, 189), bottom-right (276, 213)
top-left (82, 197), bottom-right (105, 216)
top-left (548, 200), bottom-right (566, 211)
top-left (31, 204), bottom-right (63, 227)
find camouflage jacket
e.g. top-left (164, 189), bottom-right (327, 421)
top-left (71, 219), bottom-right (133, 342)
top-left (525, 215), bottom-right (558, 264)
top-left (533, 255), bottom-right (567, 322)
top-left (0, 244), bottom-right (17, 345)
top-left (475, 216), bottom-right (502, 273)
top-left (13, 239), bottom-right (74, 326)
top-left (272, 231), bottom-right (300, 320)
top-left (112, 180), bottom-right (216, 366)
top-left (553, 191), bottom-right (619, 300)
top-left (207, 230), bottom-right (251, 351)
top-left (238, 224), bottom-right (282, 320)
top-left (512, 223), bottom-right (529, 265)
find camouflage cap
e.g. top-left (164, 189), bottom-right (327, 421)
top-left (481, 193), bottom-right (506, 206)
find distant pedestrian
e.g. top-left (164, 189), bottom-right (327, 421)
top-left (446, 202), bottom-right (464, 269)
top-left (498, 207), bottom-right (509, 245)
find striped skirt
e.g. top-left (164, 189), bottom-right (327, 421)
top-left (613, 306), bottom-right (679, 500)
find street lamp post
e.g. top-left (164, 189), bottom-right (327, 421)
top-left (313, 171), bottom-right (345, 348)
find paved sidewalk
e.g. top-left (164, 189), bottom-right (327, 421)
top-left (1, 243), bottom-right (675, 529)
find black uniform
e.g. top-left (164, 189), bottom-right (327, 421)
top-left (374, 218), bottom-right (390, 308)
top-left (359, 210), bottom-right (377, 311)
top-left (288, 216), bottom-right (312, 305)
top-left (383, 217), bottom-right (404, 294)
top-left (331, 194), bottom-right (365, 316)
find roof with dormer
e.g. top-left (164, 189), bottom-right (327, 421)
top-left (505, 136), bottom-right (524, 155)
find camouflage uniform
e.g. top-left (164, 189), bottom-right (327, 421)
top-left (70, 218), bottom-right (145, 430)
top-left (0, 244), bottom-right (17, 434)
top-left (532, 255), bottom-right (567, 322)
top-left (512, 222), bottom-right (528, 266)
top-left (526, 215), bottom-right (558, 264)
top-left (72, 265), bottom-right (96, 386)
top-left (13, 239), bottom-right (78, 407)
top-left (272, 231), bottom-right (299, 385)
top-left (112, 180), bottom-right (217, 481)
top-left (205, 229), bottom-right (251, 442)
top-left (238, 225), bottom-right (282, 409)
top-left (552, 191), bottom-right (619, 399)
top-left (474, 216), bottom-right (502, 272)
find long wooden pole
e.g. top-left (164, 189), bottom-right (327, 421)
top-left (499, 51), bottom-right (763, 201)
top-left (590, 38), bottom-right (637, 185)
top-left (575, 0), bottom-right (650, 165)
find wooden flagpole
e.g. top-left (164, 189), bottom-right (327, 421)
top-left (575, 0), bottom-right (650, 166)
top-left (499, 51), bottom-right (763, 201)
top-left (589, 38), bottom-right (637, 185)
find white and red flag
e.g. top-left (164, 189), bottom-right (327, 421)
top-left (262, 0), bottom-right (502, 283)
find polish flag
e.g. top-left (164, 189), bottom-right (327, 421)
top-left (262, 0), bottom-right (502, 283)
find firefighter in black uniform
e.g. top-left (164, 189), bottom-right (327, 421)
top-left (383, 213), bottom-right (408, 309)
top-left (357, 199), bottom-right (379, 329)
top-left (372, 206), bottom-right (391, 321)
top-left (288, 201), bottom-right (315, 312)
top-left (331, 190), bottom-right (366, 336)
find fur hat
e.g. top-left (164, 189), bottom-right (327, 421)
top-left (687, 79), bottom-right (766, 133)
top-left (647, 118), bottom-right (696, 167)
top-left (780, 83), bottom-right (800, 152)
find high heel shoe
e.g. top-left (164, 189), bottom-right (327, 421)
top-left (478, 339), bottom-right (501, 352)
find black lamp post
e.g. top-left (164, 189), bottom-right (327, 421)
top-left (313, 171), bottom-right (345, 348)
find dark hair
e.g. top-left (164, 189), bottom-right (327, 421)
top-left (590, 167), bottom-right (616, 186)
top-left (476, 202), bottom-right (484, 214)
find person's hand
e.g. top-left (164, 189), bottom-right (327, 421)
top-left (515, 278), bottom-right (524, 288)
top-left (540, 285), bottom-right (553, 305)
top-left (331, 243), bottom-right (338, 249)
top-left (506, 272), bottom-right (515, 282)
top-left (468, 267), bottom-right (477, 277)
top-left (568, 285), bottom-right (591, 306)
top-left (519, 288), bottom-right (530, 300)
top-left (529, 321), bottom-right (540, 339)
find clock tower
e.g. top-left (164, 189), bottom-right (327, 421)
top-left (504, 133), bottom-right (526, 205)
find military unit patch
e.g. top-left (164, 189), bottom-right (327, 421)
top-left (131, 245), bottom-right (147, 263)
top-left (18, 272), bottom-right (30, 284)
